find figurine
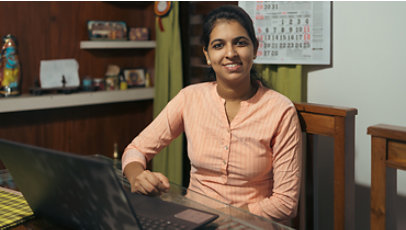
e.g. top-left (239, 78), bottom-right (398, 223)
top-left (0, 34), bottom-right (21, 96)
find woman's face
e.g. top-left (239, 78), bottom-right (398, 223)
top-left (203, 19), bottom-right (257, 85)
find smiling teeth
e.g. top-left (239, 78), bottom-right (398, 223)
top-left (226, 64), bottom-right (238, 67)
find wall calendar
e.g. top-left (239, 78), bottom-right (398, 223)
top-left (239, 1), bottom-right (331, 65)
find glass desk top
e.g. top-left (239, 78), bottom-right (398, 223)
top-left (161, 182), bottom-right (292, 230)
top-left (0, 156), bottom-right (293, 230)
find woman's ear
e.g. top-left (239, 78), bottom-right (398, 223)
top-left (253, 41), bottom-right (259, 59)
top-left (203, 47), bottom-right (211, 65)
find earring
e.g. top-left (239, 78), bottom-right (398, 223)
top-left (207, 60), bottom-right (211, 65)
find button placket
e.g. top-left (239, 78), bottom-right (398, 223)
top-left (222, 130), bottom-right (231, 174)
top-left (222, 144), bottom-right (229, 167)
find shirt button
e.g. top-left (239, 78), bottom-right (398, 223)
top-left (224, 145), bottom-right (228, 150)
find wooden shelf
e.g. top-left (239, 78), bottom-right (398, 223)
top-left (80, 40), bottom-right (156, 49)
top-left (0, 87), bottom-right (154, 113)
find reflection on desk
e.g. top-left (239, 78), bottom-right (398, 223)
top-left (163, 182), bottom-right (292, 230)
top-left (0, 161), bottom-right (292, 230)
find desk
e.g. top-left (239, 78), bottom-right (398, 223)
top-left (0, 165), bottom-right (292, 230)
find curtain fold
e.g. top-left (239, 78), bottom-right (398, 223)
top-left (255, 64), bottom-right (303, 103)
top-left (152, 2), bottom-right (183, 185)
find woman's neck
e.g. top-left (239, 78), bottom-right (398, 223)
top-left (216, 78), bottom-right (257, 101)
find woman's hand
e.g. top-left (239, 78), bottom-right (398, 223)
top-left (131, 170), bottom-right (170, 196)
top-left (123, 161), bottom-right (170, 196)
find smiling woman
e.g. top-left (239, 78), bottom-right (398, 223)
top-left (122, 5), bottom-right (302, 226)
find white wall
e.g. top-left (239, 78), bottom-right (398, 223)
top-left (308, 2), bottom-right (406, 195)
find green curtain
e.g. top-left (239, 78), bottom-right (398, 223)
top-left (255, 64), bottom-right (304, 103)
top-left (152, 2), bottom-right (183, 185)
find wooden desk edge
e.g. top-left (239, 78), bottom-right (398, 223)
top-left (294, 102), bottom-right (358, 117)
top-left (367, 124), bottom-right (406, 142)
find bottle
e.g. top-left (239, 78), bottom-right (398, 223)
top-left (112, 142), bottom-right (121, 170)
top-left (119, 73), bottom-right (127, 90)
top-left (0, 34), bottom-right (21, 97)
top-left (145, 72), bottom-right (151, 87)
top-left (113, 142), bottom-right (119, 159)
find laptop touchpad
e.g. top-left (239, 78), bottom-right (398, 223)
top-left (175, 209), bottom-right (216, 224)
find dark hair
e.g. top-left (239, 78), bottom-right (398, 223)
top-left (201, 5), bottom-right (258, 52)
top-left (201, 5), bottom-right (267, 87)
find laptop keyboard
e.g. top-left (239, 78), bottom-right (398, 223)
top-left (113, 170), bottom-right (194, 230)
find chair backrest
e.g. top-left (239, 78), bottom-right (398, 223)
top-left (368, 124), bottom-right (406, 230)
top-left (293, 103), bottom-right (357, 230)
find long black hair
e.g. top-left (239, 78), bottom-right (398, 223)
top-left (201, 5), bottom-right (268, 87)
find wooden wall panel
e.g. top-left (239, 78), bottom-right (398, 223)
top-left (0, 100), bottom-right (153, 157)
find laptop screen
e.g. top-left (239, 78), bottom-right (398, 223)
top-left (0, 139), bottom-right (141, 230)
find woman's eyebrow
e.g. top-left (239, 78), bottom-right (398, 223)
top-left (233, 36), bottom-right (250, 42)
top-left (209, 38), bottom-right (224, 45)
top-left (210, 36), bottom-right (249, 45)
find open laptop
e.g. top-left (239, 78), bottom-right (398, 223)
top-left (0, 139), bottom-right (218, 230)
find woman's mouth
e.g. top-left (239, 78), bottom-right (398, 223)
top-left (224, 63), bottom-right (241, 71)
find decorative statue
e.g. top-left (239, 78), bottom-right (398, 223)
top-left (0, 34), bottom-right (21, 96)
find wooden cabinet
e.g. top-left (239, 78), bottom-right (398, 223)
top-left (0, 2), bottom-right (155, 167)
top-left (0, 93), bottom-right (154, 157)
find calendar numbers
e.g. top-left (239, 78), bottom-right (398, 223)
top-left (240, 1), bottom-right (330, 64)
top-left (255, 1), bottom-right (312, 59)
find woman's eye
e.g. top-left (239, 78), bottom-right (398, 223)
top-left (213, 43), bottom-right (223, 49)
top-left (236, 40), bottom-right (248, 46)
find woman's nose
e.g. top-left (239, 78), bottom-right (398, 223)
top-left (225, 44), bottom-right (237, 58)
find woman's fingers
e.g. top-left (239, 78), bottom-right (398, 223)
top-left (153, 172), bottom-right (170, 192)
top-left (131, 170), bottom-right (169, 195)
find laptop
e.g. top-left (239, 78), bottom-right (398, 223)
top-left (0, 139), bottom-right (219, 230)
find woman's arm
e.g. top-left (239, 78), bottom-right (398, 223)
top-left (248, 106), bottom-right (303, 221)
top-left (122, 90), bottom-right (185, 195)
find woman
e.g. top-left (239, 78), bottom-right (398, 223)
top-left (122, 5), bottom-right (302, 223)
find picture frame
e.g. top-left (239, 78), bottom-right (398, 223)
top-left (123, 68), bottom-right (146, 87)
top-left (87, 20), bottom-right (127, 40)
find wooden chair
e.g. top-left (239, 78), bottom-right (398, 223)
top-left (293, 103), bottom-right (358, 230)
top-left (368, 124), bottom-right (406, 230)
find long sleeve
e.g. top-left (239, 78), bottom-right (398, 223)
top-left (122, 90), bottom-right (185, 170)
top-left (248, 106), bottom-right (302, 221)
